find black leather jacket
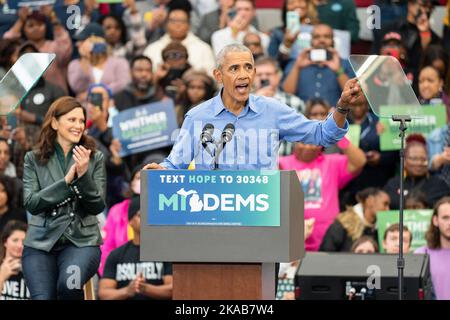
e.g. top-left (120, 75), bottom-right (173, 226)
top-left (23, 150), bottom-right (106, 252)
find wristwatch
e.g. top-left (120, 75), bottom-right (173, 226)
top-left (336, 105), bottom-right (351, 115)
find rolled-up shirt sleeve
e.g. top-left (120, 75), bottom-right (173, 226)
top-left (277, 102), bottom-right (348, 147)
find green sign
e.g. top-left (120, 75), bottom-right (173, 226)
top-left (346, 124), bottom-right (361, 147)
top-left (376, 210), bottom-right (432, 253)
top-left (379, 105), bottom-right (447, 151)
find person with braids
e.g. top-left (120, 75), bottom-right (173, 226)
top-left (21, 97), bottom-right (106, 300)
top-left (320, 188), bottom-right (390, 252)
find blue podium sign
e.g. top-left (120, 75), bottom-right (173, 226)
top-left (145, 170), bottom-right (281, 227)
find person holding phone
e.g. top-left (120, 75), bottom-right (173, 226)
top-left (154, 41), bottom-right (192, 102)
top-left (22, 96), bottom-right (106, 300)
top-left (85, 83), bottom-right (127, 209)
top-left (268, 0), bottom-right (319, 70)
top-left (197, 0), bottom-right (259, 45)
top-left (371, 0), bottom-right (441, 93)
top-left (283, 24), bottom-right (354, 107)
top-left (0, 220), bottom-right (29, 300)
top-left (253, 56), bottom-right (306, 156)
top-left (211, 0), bottom-right (269, 56)
top-left (68, 23), bottom-right (130, 101)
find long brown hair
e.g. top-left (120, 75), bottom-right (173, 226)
top-left (425, 196), bottom-right (450, 249)
top-left (0, 220), bottom-right (27, 264)
top-left (35, 96), bottom-right (96, 165)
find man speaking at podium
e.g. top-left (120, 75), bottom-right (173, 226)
top-left (143, 44), bottom-right (364, 171)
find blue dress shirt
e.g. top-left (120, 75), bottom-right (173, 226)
top-left (160, 91), bottom-right (348, 170)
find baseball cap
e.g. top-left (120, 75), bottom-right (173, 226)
top-left (381, 32), bottom-right (404, 46)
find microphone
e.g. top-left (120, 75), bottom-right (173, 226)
top-left (212, 123), bottom-right (235, 170)
top-left (200, 123), bottom-right (215, 144)
top-left (221, 123), bottom-right (235, 145)
top-left (199, 123), bottom-right (214, 158)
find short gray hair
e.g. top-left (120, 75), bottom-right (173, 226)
top-left (216, 43), bottom-right (253, 69)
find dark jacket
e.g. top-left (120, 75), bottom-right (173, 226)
top-left (341, 112), bottom-right (399, 207)
top-left (23, 150), bottom-right (106, 252)
top-left (320, 208), bottom-right (378, 252)
top-left (113, 84), bottom-right (161, 112)
top-left (384, 174), bottom-right (450, 210)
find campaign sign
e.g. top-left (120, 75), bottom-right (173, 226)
top-left (146, 170), bottom-right (281, 227)
top-left (379, 104), bottom-right (447, 151)
top-left (9, 0), bottom-right (56, 9)
top-left (376, 210), bottom-right (432, 253)
top-left (112, 100), bottom-right (177, 157)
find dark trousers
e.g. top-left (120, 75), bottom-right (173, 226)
top-left (22, 243), bottom-right (100, 300)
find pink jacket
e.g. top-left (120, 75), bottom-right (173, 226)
top-left (67, 56), bottom-right (131, 96)
top-left (99, 199), bottom-right (131, 276)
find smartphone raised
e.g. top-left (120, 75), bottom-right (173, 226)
top-left (260, 79), bottom-right (270, 87)
top-left (286, 10), bottom-right (301, 35)
top-left (166, 68), bottom-right (184, 82)
top-left (89, 93), bottom-right (103, 110)
top-left (309, 49), bottom-right (332, 62)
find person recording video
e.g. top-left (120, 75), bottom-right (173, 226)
top-left (154, 41), bottom-right (192, 102)
top-left (371, 0), bottom-right (442, 93)
top-left (283, 24), bottom-right (354, 107)
top-left (68, 22), bottom-right (130, 102)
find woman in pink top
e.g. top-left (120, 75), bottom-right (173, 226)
top-left (279, 99), bottom-right (367, 251)
top-left (99, 167), bottom-right (141, 275)
top-left (68, 23), bottom-right (130, 101)
top-left (3, 7), bottom-right (73, 93)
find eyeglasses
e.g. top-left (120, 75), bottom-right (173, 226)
top-left (406, 156), bottom-right (428, 164)
top-left (163, 51), bottom-right (187, 60)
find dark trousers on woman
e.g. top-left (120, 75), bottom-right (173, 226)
top-left (22, 242), bottom-right (100, 300)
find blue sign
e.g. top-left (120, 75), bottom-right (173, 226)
top-left (146, 170), bottom-right (281, 227)
top-left (8, 0), bottom-right (56, 10)
top-left (112, 100), bottom-right (178, 157)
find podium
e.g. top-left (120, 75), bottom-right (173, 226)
top-left (140, 170), bottom-right (305, 300)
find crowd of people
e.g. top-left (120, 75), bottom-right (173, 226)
top-left (0, 0), bottom-right (450, 300)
